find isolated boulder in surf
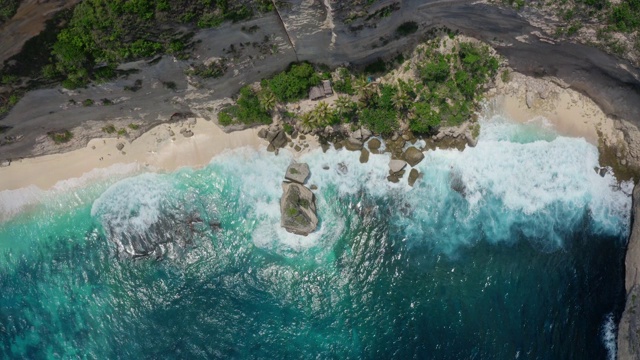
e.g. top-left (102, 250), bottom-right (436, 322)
top-left (281, 182), bottom-right (318, 236)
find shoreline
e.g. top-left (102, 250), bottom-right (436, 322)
top-left (0, 117), bottom-right (317, 192)
top-left (0, 71), bottom-right (623, 194)
top-left (488, 71), bottom-right (624, 148)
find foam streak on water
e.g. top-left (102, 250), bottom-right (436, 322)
top-left (0, 114), bottom-right (631, 359)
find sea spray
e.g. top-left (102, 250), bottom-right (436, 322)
top-left (0, 116), bottom-right (631, 358)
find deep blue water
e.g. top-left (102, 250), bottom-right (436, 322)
top-left (0, 116), bottom-right (632, 359)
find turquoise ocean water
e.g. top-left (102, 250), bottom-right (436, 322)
top-left (0, 114), bottom-right (632, 359)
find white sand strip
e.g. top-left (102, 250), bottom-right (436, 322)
top-left (0, 119), bottom-right (267, 192)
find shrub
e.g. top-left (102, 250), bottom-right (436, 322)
top-left (222, 86), bottom-right (272, 125)
top-left (265, 63), bottom-right (320, 102)
top-left (162, 81), bottom-right (177, 90)
top-left (396, 21), bottom-right (419, 37)
top-left (364, 58), bottom-right (387, 74)
top-left (419, 53), bottom-right (450, 85)
top-left (333, 68), bottom-right (354, 95)
top-left (128, 123), bottom-right (140, 130)
top-left (82, 99), bottom-right (94, 106)
top-left (102, 124), bottom-right (116, 134)
top-left (218, 110), bottom-right (234, 126)
top-left (409, 102), bottom-right (440, 133)
top-left (49, 130), bottom-right (73, 144)
top-left (359, 108), bottom-right (398, 135)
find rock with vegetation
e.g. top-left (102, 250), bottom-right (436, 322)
top-left (280, 182), bottom-right (318, 236)
top-left (403, 147), bottom-right (425, 167)
top-left (285, 162), bottom-right (310, 184)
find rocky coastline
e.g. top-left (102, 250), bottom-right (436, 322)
top-left (1, 1), bottom-right (640, 357)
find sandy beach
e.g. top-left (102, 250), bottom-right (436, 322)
top-left (488, 71), bottom-right (624, 147)
top-left (0, 118), bottom-right (318, 193)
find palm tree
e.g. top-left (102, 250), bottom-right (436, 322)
top-left (259, 89), bottom-right (277, 112)
top-left (353, 77), bottom-right (375, 103)
top-left (299, 112), bottom-right (314, 132)
top-left (311, 101), bottom-right (332, 127)
top-left (392, 88), bottom-right (410, 112)
top-left (334, 95), bottom-right (353, 118)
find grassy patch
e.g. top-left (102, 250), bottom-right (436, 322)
top-left (48, 130), bottom-right (73, 144)
top-left (102, 124), bottom-right (116, 134)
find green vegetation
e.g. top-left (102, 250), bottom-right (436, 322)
top-left (0, 0), bottom-right (20, 26)
top-left (43, 0), bottom-right (273, 88)
top-left (102, 124), bottom-right (117, 134)
top-left (82, 99), bottom-right (94, 107)
top-left (128, 123), bottom-right (140, 130)
top-left (219, 86), bottom-right (272, 126)
top-left (396, 21), bottom-right (419, 37)
top-left (333, 68), bottom-right (355, 95)
top-left (117, 128), bottom-right (127, 136)
top-left (501, 0), bottom-right (640, 34)
top-left (48, 130), bottom-right (73, 144)
top-left (186, 59), bottom-right (227, 79)
top-left (162, 81), bottom-right (177, 90)
top-left (280, 38), bottom-right (500, 136)
top-left (263, 63), bottom-right (320, 102)
top-left (359, 108), bottom-right (397, 135)
top-left (609, 0), bottom-right (640, 31)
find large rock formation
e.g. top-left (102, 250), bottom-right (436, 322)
top-left (284, 162), bottom-right (310, 184)
top-left (280, 182), bottom-right (318, 236)
top-left (281, 162), bottom-right (317, 236)
top-left (619, 185), bottom-right (640, 360)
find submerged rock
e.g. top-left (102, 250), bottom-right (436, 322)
top-left (285, 162), bottom-right (310, 184)
top-left (345, 137), bottom-right (363, 151)
top-left (408, 168), bottom-right (421, 187)
top-left (368, 138), bottom-right (381, 151)
top-left (450, 169), bottom-right (466, 196)
top-left (280, 182), bottom-right (318, 236)
top-left (336, 162), bottom-right (348, 175)
top-left (359, 148), bottom-right (370, 163)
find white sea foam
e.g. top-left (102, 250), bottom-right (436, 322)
top-left (81, 112), bottom-right (631, 255)
top-left (0, 185), bottom-right (46, 222)
top-left (601, 312), bottom-right (617, 360)
top-left (0, 163), bottom-right (141, 223)
top-left (205, 112), bottom-right (630, 254)
top-left (91, 173), bottom-right (173, 236)
top-left (398, 114), bottom-right (631, 253)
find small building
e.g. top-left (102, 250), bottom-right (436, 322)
top-left (309, 86), bottom-right (325, 101)
top-left (322, 80), bottom-right (333, 96)
top-left (309, 80), bottom-right (333, 100)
